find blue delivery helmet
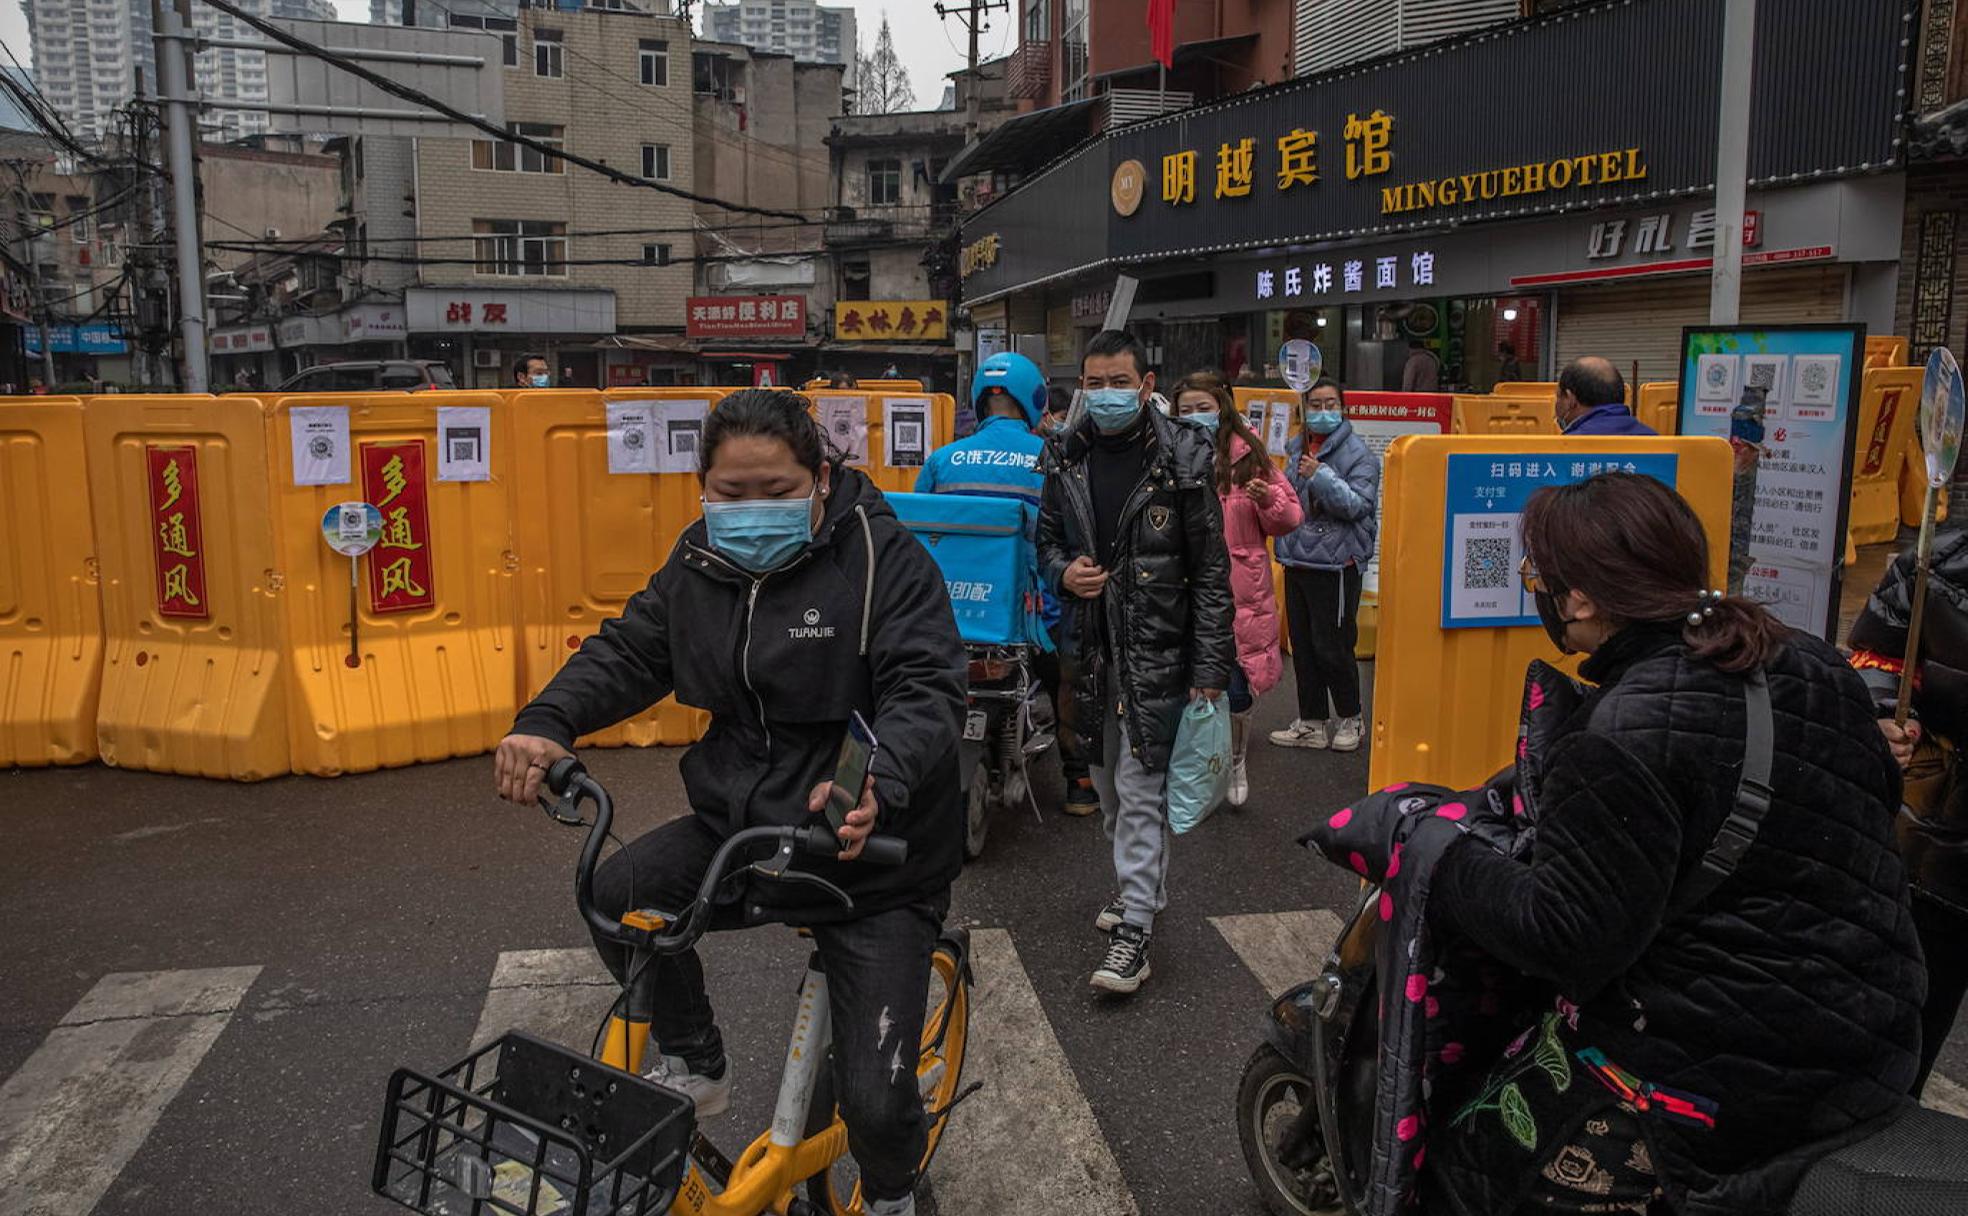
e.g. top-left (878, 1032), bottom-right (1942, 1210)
top-left (971, 352), bottom-right (1049, 429)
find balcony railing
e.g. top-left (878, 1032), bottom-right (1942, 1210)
top-left (1007, 40), bottom-right (1050, 100)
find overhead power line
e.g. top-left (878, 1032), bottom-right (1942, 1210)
top-left (192, 0), bottom-right (811, 223)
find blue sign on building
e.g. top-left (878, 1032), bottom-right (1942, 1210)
top-left (24, 323), bottom-right (129, 356)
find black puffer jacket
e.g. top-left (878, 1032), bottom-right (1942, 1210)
top-left (1849, 527), bottom-right (1968, 907)
top-left (1036, 406), bottom-right (1236, 772)
top-left (1432, 623), bottom-right (1923, 1215)
top-left (512, 464), bottom-right (967, 921)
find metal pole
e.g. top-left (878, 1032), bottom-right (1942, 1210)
top-left (1708, 0), bottom-right (1756, 325)
top-left (154, 0), bottom-right (208, 391)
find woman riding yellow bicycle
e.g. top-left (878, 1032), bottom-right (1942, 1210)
top-left (493, 389), bottom-right (968, 1216)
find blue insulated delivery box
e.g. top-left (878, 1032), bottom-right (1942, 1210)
top-left (888, 492), bottom-right (1040, 646)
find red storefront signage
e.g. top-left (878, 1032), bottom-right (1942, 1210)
top-left (686, 295), bottom-right (806, 338)
top-left (147, 444), bottom-right (209, 620)
top-left (360, 440), bottom-right (436, 614)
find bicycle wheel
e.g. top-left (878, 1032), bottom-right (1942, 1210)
top-left (803, 937), bottom-right (971, 1215)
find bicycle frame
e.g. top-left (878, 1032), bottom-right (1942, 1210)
top-left (597, 915), bottom-right (851, 1216)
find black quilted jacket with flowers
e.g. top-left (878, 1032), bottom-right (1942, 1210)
top-left (1432, 623), bottom-right (1925, 1215)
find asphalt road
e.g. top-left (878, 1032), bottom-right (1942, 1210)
top-left (2, 670), bottom-right (1964, 1216)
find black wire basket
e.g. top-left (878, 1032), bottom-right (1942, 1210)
top-left (372, 1031), bottom-right (694, 1216)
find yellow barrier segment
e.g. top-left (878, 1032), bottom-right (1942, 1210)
top-left (1369, 434), bottom-right (1732, 793)
top-left (1901, 437), bottom-right (1950, 530)
top-left (1848, 367), bottom-right (1923, 545)
top-left (0, 397), bottom-right (102, 766)
top-left (507, 388), bottom-right (726, 748)
top-left (1636, 382), bottom-right (1679, 435)
top-left (86, 394), bottom-right (290, 780)
top-left (1865, 336), bottom-right (1909, 371)
top-left (269, 392), bottom-right (518, 775)
top-left (1452, 394), bottom-right (1557, 436)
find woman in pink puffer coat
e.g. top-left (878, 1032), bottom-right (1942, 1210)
top-left (1170, 372), bottom-right (1302, 806)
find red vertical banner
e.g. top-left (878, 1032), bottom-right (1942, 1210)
top-left (147, 444), bottom-right (209, 620)
top-left (360, 440), bottom-right (436, 614)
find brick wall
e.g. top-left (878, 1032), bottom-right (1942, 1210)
top-left (414, 8), bottom-right (695, 329)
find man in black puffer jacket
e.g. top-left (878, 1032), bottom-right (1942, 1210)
top-left (1038, 328), bottom-right (1235, 995)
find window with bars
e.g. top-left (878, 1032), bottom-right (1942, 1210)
top-left (867, 158), bottom-right (901, 206)
top-left (473, 219), bottom-right (567, 277)
top-left (471, 123), bottom-right (565, 173)
top-left (639, 38), bottom-right (668, 86)
top-left (641, 143), bottom-right (670, 181)
top-left (534, 28), bottom-right (563, 78)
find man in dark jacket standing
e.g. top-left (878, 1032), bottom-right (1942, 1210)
top-left (1555, 356), bottom-right (1656, 436)
top-left (1038, 329), bottom-right (1236, 994)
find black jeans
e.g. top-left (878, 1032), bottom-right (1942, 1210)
top-left (1283, 564), bottom-right (1364, 720)
top-left (1913, 887), bottom-right (1968, 1094)
top-left (590, 814), bottom-right (945, 1203)
top-left (1035, 625), bottom-right (1090, 783)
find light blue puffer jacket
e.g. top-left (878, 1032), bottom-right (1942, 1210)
top-left (1275, 421), bottom-right (1379, 571)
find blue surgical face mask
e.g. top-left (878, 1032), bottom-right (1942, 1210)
top-left (702, 494), bottom-right (815, 573)
top-left (528, 373), bottom-right (551, 388)
top-left (1085, 387), bottom-right (1144, 434)
top-left (1186, 411), bottom-right (1220, 433)
top-left (1305, 408), bottom-right (1344, 435)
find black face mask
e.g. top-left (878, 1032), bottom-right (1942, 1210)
top-left (1534, 585), bottom-right (1577, 654)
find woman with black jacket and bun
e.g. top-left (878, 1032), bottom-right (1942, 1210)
top-left (493, 389), bottom-right (966, 1216)
top-left (1425, 473), bottom-right (1924, 1216)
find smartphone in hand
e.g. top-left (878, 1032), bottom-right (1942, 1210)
top-left (825, 711), bottom-right (880, 834)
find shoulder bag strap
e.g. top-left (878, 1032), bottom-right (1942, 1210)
top-left (1665, 667), bottom-right (1775, 919)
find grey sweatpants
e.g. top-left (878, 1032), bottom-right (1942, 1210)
top-left (1088, 699), bottom-right (1171, 932)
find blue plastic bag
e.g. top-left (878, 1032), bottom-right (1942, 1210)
top-left (1167, 697), bottom-right (1231, 834)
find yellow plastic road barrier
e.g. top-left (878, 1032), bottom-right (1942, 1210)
top-left (804, 390), bottom-right (955, 495)
top-left (1452, 394), bottom-right (1557, 436)
top-left (804, 377), bottom-right (926, 393)
top-left (1901, 437), bottom-right (1951, 529)
top-left (1489, 381), bottom-right (1559, 398)
top-left (1369, 434), bottom-right (1732, 793)
top-left (1848, 367), bottom-right (1923, 545)
top-left (1865, 336), bottom-right (1909, 371)
top-left (1636, 383), bottom-right (1679, 435)
top-left (86, 394), bottom-right (290, 780)
top-left (0, 397), bottom-right (102, 766)
top-left (269, 392), bottom-right (518, 776)
top-left (508, 388), bottom-right (727, 748)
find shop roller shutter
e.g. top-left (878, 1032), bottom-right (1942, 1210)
top-left (1553, 265), bottom-right (1850, 387)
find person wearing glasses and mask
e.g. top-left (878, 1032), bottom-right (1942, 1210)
top-left (1272, 377), bottom-right (1379, 754)
top-left (1037, 329), bottom-right (1235, 994)
top-left (492, 390), bottom-right (965, 1216)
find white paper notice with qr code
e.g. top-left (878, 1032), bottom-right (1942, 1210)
top-left (656, 399), bottom-right (711, 475)
top-left (435, 406), bottom-right (491, 482)
top-left (1448, 513), bottom-right (1526, 621)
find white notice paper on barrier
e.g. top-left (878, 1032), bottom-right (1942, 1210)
top-left (885, 397), bottom-right (930, 468)
top-left (290, 405), bottom-right (350, 486)
top-left (658, 399), bottom-right (711, 475)
top-left (819, 395), bottom-right (869, 465)
top-left (606, 401), bottom-right (658, 475)
top-left (435, 406), bottom-right (491, 481)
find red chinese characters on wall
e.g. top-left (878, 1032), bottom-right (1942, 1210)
top-left (361, 440), bottom-right (436, 614)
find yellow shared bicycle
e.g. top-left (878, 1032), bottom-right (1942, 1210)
top-left (373, 758), bottom-right (974, 1216)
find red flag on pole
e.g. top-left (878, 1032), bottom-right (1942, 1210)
top-left (1148, 0), bottom-right (1176, 70)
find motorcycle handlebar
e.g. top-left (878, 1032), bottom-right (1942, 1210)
top-left (541, 759), bottom-right (908, 955)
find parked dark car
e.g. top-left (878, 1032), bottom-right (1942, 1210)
top-left (276, 360), bottom-right (456, 392)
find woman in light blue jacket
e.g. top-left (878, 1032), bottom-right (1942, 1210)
top-left (1270, 377), bottom-right (1380, 753)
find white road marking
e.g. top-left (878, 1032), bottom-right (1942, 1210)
top-left (0, 965), bottom-right (261, 1216)
top-left (1209, 909), bottom-right (1346, 1000)
top-left (926, 928), bottom-right (1138, 1214)
top-left (1924, 1071), bottom-right (1968, 1119)
top-left (470, 948), bottom-right (617, 1051)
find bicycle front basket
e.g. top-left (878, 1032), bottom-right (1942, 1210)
top-left (373, 1031), bottom-right (694, 1216)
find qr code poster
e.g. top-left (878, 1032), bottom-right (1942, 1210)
top-left (1740, 355), bottom-right (1789, 420)
top-left (884, 397), bottom-right (931, 468)
top-left (435, 406), bottom-right (492, 482)
top-left (819, 395), bottom-right (870, 465)
top-left (656, 399), bottom-right (712, 475)
top-left (606, 402), bottom-right (658, 475)
top-left (1694, 354), bottom-right (1739, 414)
top-left (1440, 450), bottom-right (1680, 629)
top-left (1788, 354), bottom-right (1842, 422)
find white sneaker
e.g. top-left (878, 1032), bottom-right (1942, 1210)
top-left (1329, 716), bottom-right (1363, 753)
top-left (866, 1196), bottom-right (916, 1216)
top-left (1229, 756), bottom-right (1249, 807)
top-left (1269, 718), bottom-right (1329, 749)
top-left (642, 1053), bottom-right (732, 1117)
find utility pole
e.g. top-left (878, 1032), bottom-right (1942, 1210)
top-left (936, 0), bottom-right (1008, 143)
top-left (152, 0), bottom-right (208, 391)
top-left (1709, 0), bottom-right (1756, 325)
top-left (5, 159), bottom-right (60, 388)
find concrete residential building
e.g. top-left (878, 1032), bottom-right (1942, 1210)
top-left (23, 0), bottom-right (334, 142)
top-left (702, 0), bottom-right (856, 87)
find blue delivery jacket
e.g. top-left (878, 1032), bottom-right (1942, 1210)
top-left (914, 415), bottom-right (1045, 506)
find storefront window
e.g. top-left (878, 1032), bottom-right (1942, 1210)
top-left (1060, 0), bottom-right (1088, 100)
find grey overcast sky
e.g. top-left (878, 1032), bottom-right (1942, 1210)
top-left (0, 1), bottom-right (983, 114)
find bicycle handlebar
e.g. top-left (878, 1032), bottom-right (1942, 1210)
top-left (540, 756), bottom-right (909, 954)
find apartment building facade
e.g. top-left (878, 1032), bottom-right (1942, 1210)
top-left (702, 0), bottom-right (855, 87)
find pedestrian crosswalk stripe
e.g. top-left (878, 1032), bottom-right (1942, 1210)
top-left (0, 965), bottom-right (261, 1216)
top-left (1209, 909), bottom-right (1346, 1000)
top-left (1926, 1072), bottom-right (1968, 1119)
top-left (470, 947), bottom-right (616, 1051)
top-left (925, 928), bottom-right (1138, 1214)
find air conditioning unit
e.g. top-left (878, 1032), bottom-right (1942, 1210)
top-left (473, 349), bottom-right (502, 368)
top-left (264, 226), bottom-right (280, 239)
